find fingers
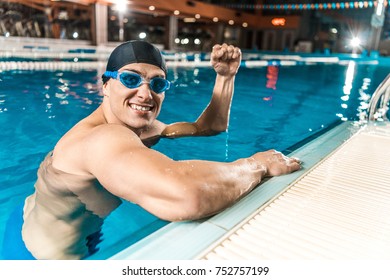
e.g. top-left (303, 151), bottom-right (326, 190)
top-left (211, 43), bottom-right (241, 61)
top-left (287, 156), bottom-right (302, 171)
top-left (268, 150), bottom-right (301, 164)
top-left (232, 46), bottom-right (241, 60)
top-left (264, 150), bottom-right (302, 175)
top-left (290, 157), bottom-right (302, 166)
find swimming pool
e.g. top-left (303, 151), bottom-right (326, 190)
top-left (0, 58), bottom-right (389, 259)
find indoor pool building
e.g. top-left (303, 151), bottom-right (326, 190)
top-left (0, 0), bottom-right (390, 261)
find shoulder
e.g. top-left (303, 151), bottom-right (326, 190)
top-left (52, 123), bottom-right (144, 175)
top-left (84, 124), bottom-right (144, 152)
top-left (89, 123), bottom-right (139, 139)
top-left (58, 122), bottom-right (143, 151)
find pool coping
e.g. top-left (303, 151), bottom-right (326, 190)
top-left (108, 121), bottom-right (359, 260)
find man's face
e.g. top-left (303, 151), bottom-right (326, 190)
top-left (103, 63), bottom-right (166, 132)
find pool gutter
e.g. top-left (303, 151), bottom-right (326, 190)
top-left (197, 121), bottom-right (390, 259)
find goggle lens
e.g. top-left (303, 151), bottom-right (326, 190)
top-left (120, 72), bottom-right (143, 88)
top-left (150, 77), bottom-right (170, 93)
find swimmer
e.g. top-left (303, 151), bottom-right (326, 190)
top-left (21, 40), bottom-right (301, 259)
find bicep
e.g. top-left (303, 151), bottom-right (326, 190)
top-left (161, 122), bottom-right (200, 137)
top-left (95, 147), bottom-right (177, 201)
top-left (85, 134), bottom-right (198, 220)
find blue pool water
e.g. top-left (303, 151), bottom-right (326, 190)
top-left (0, 60), bottom-right (388, 259)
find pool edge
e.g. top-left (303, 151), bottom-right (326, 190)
top-left (109, 121), bottom-right (359, 260)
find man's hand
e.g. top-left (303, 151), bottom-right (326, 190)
top-left (251, 150), bottom-right (302, 177)
top-left (211, 43), bottom-right (242, 77)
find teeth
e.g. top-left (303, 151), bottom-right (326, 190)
top-left (130, 104), bottom-right (151, 111)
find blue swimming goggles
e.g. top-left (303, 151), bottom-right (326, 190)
top-left (104, 71), bottom-right (171, 94)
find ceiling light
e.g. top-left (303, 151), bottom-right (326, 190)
top-left (139, 32), bottom-right (147, 39)
top-left (184, 18), bottom-right (196, 23)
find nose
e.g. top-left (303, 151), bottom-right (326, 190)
top-left (136, 83), bottom-right (152, 101)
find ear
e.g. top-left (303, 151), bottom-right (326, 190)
top-left (102, 81), bottom-right (110, 97)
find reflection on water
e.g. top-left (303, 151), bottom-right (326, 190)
top-left (356, 78), bottom-right (372, 122)
top-left (338, 61), bottom-right (356, 121)
top-left (0, 63), bottom-right (388, 259)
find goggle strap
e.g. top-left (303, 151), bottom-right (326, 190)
top-left (104, 71), bottom-right (118, 79)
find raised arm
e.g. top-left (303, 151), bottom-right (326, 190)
top-left (85, 125), bottom-right (300, 222)
top-left (140, 44), bottom-right (241, 145)
top-left (161, 44), bottom-right (241, 137)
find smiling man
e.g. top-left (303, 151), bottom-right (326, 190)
top-left (19, 40), bottom-right (301, 259)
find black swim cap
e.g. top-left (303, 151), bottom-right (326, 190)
top-left (102, 40), bottom-right (167, 84)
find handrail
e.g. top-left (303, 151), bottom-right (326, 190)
top-left (367, 74), bottom-right (390, 122)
